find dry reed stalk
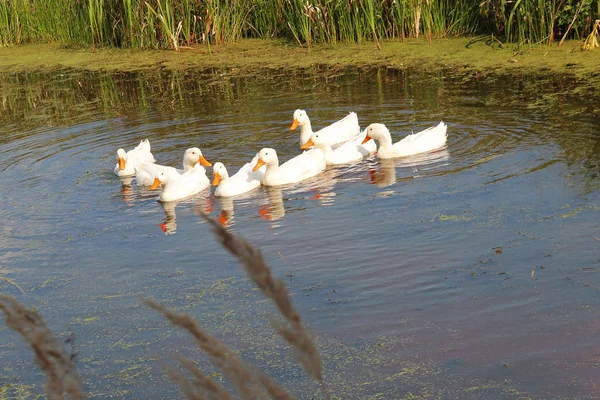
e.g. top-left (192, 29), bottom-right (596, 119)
top-left (143, 298), bottom-right (294, 400)
top-left (0, 295), bottom-right (86, 400)
top-left (162, 354), bottom-right (235, 400)
top-left (199, 212), bottom-right (324, 385)
top-left (582, 19), bottom-right (600, 51)
top-left (172, 353), bottom-right (293, 400)
top-left (0, 276), bottom-right (27, 295)
top-left (559, 0), bottom-right (584, 47)
top-left (164, 363), bottom-right (205, 400)
top-left (175, 355), bottom-right (234, 400)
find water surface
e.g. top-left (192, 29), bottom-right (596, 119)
top-left (0, 67), bottom-right (598, 399)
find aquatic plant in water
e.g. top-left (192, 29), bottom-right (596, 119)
top-left (0, 213), bottom-right (327, 399)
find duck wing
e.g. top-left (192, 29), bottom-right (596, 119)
top-left (317, 112), bottom-right (361, 146)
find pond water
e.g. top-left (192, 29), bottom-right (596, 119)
top-left (0, 65), bottom-right (599, 399)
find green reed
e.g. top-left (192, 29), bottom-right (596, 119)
top-left (480, 0), bottom-right (599, 46)
top-left (123, 0), bottom-right (136, 47)
top-left (146, 0), bottom-right (180, 50)
top-left (246, 0), bottom-right (281, 39)
top-left (0, 0), bottom-right (598, 49)
top-left (0, 1), bottom-right (15, 46)
top-left (0, 0), bottom-right (90, 46)
top-left (88, 0), bottom-right (105, 47)
top-left (206, 0), bottom-right (253, 45)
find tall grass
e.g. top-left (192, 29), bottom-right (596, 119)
top-left (88, 0), bottom-right (104, 47)
top-left (146, 0), bottom-right (182, 50)
top-left (479, 0), bottom-right (599, 46)
top-left (0, 0), bottom-right (598, 49)
top-left (0, 0), bottom-right (90, 46)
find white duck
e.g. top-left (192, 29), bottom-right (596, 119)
top-left (212, 154), bottom-right (266, 197)
top-left (252, 147), bottom-right (326, 187)
top-left (114, 139), bottom-right (155, 177)
top-left (136, 147), bottom-right (212, 186)
top-left (362, 121), bottom-right (448, 159)
top-left (150, 163), bottom-right (211, 202)
top-left (290, 109), bottom-right (361, 147)
top-left (301, 129), bottom-right (376, 165)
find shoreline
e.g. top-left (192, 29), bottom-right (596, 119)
top-left (1, 38), bottom-right (598, 80)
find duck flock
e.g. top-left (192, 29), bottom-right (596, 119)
top-left (114, 110), bottom-right (448, 203)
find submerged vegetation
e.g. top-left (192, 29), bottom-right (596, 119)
top-left (0, 0), bottom-right (599, 49)
top-left (0, 214), bottom-right (326, 399)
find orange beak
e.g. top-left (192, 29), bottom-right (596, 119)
top-left (150, 177), bottom-right (162, 190)
top-left (212, 172), bottom-right (221, 186)
top-left (252, 158), bottom-right (265, 172)
top-left (118, 158), bottom-right (126, 170)
top-left (300, 138), bottom-right (315, 150)
top-left (361, 134), bottom-right (372, 145)
top-left (199, 155), bottom-right (212, 167)
top-left (290, 118), bottom-right (299, 131)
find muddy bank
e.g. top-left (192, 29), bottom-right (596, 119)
top-left (1, 38), bottom-right (599, 79)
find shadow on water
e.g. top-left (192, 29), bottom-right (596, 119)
top-left (0, 65), bottom-right (599, 399)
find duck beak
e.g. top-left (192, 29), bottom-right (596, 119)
top-left (290, 118), bottom-right (299, 131)
top-left (361, 134), bottom-right (372, 145)
top-left (212, 172), bottom-right (221, 186)
top-left (252, 157), bottom-right (265, 172)
top-left (300, 138), bottom-right (315, 150)
top-left (118, 158), bottom-right (126, 170)
top-left (150, 177), bottom-right (162, 190)
top-left (199, 155), bottom-right (212, 167)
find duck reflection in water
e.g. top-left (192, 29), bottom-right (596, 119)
top-left (159, 201), bottom-right (178, 234)
top-left (259, 168), bottom-right (339, 223)
top-left (158, 190), bottom-right (213, 234)
top-left (304, 168), bottom-right (337, 206)
top-left (258, 187), bottom-right (286, 223)
top-left (214, 194), bottom-right (258, 227)
top-left (217, 196), bottom-right (235, 226)
top-left (119, 176), bottom-right (135, 207)
top-left (216, 190), bottom-right (269, 227)
top-left (368, 149), bottom-right (451, 188)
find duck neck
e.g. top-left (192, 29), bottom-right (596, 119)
top-left (377, 134), bottom-right (394, 152)
top-left (263, 159), bottom-right (279, 182)
top-left (267, 158), bottom-right (279, 170)
top-left (319, 144), bottom-right (333, 155)
top-left (187, 163), bottom-right (206, 173)
top-left (161, 178), bottom-right (174, 190)
top-left (183, 158), bottom-right (194, 172)
top-left (220, 170), bottom-right (230, 182)
top-left (299, 121), bottom-right (313, 146)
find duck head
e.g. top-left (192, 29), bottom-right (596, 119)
top-left (183, 147), bottom-right (212, 168)
top-left (116, 148), bottom-right (128, 170)
top-left (253, 148), bottom-right (278, 171)
top-left (290, 109), bottom-right (308, 131)
top-left (362, 123), bottom-right (389, 144)
top-left (212, 162), bottom-right (228, 186)
top-left (300, 132), bottom-right (329, 150)
top-left (150, 170), bottom-right (169, 190)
